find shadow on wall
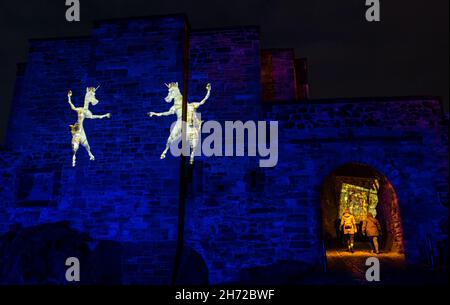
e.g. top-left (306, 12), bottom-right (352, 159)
top-left (0, 222), bottom-right (210, 285)
top-left (0, 222), bottom-right (122, 284)
top-left (176, 246), bottom-right (209, 285)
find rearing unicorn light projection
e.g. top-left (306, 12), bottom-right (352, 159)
top-left (148, 82), bottom-right (211, 164)
top-left (67, 87), bottom-right (111, 167)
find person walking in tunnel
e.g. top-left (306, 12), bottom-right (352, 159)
top-left (340, 208), bottom-right (357, 253)
top-left (363, 213), bottom-right (382, 254)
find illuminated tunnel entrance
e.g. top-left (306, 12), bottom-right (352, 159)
top-left (320, 163), bottom-right (405, 274)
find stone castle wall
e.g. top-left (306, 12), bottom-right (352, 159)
top-left (0, 15), bottom-right (448, 284)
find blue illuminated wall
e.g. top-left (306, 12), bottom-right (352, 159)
top-left (3, 15), bottom-right (187, 284)
top-left (0, 14), bottom-right (448, 284)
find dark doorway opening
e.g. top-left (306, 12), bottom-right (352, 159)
top-left (321, 163), bottom-right (405, 270)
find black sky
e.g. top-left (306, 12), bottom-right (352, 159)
top-left (0, 0), bottom-right (448, 144)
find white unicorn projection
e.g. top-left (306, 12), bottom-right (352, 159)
top-left (67, 87), bottom-right (111, 167)
top-left (148, 82), bottom-right (211, 164)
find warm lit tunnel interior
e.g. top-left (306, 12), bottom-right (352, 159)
top-left (321, 163), bottom-right (406, 270)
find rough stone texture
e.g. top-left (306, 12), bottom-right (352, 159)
top-left (261, 49), bottom-right (296, 101)
top-left (261, 98), bottom-right (448, 267)
top-left (187, 26), bottom-right (265, 283)
top-left (0, 15), bottom-right (448, 284)
top-left (294, 58), bottom-right (309, 100)
top-left (0, 222), bottom-right (122, 284)
top-left (2, 15), bottom-right (188, 284)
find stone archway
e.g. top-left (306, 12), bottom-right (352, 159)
top-left (320, 163), bottom-right (405, 255)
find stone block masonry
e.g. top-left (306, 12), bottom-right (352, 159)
top-left (261, 48), bottom-right (296, 101)
top-left (3, 15), bottom-right (188, 284)
top-left (0, 14), bottom-right (448, 284)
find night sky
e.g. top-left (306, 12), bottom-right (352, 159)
top-left (0, 0), bottom-right (448, 144)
